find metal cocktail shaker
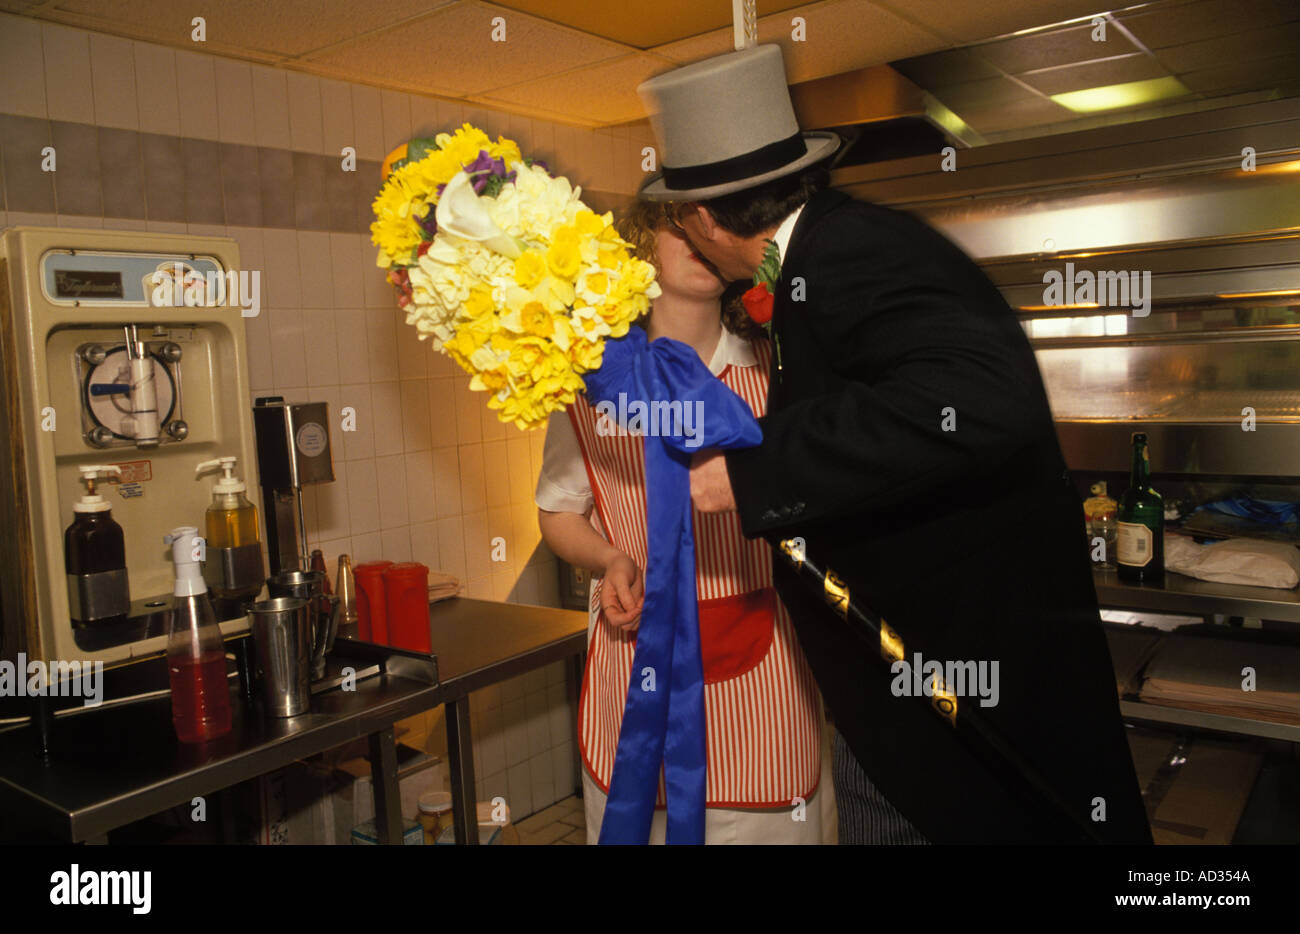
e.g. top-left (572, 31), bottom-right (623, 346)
top-left (267, 569), bottom-right (340, 680)
top-left (247, 596), bottom-right (311, 717)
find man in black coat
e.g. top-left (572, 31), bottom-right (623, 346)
top-left (638, 44), bottom-right (1151, 844)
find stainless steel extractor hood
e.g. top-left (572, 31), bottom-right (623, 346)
top-left (790, 64), bottom-right (984, 167)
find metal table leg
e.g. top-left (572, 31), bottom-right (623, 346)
top-left (446, 695), bottom-right (477, 844)
top-left (567, 650), bottom-right (584, 797)
top-left (368, 727), bottom-right (403, 845)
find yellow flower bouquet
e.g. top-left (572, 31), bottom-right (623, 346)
top-left (371, 124), bottom-right (661, 430)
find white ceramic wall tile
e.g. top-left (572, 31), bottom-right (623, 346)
top-left (345, 457), bottom-right (381, 535)
top-left (506, 436), bottom-right (533, 505)
top-left (435, 514), bottom-right (466, 579)
top-left (529, 751), bottom-right (556, 813)
top-left (462, 509), bottom-right (492, 580)
top-left (409, 94), bottom-right (440, 137)
top-left (58, 214), bottom-right (103, 228)
top-left (458, 444), bottom-right (488, 515)
top-left (477, 397), bottom-right (508, 444)
top-left (502, 696), bottom-right (528, 764)
top-left (89, 33), bottom-right (140, 131)
top-left (374, 453), bottom-right (409, 530)
top-left (435, 98), bottom-right (464, 131)
top-left (368, 381), bottom-right (403, 458)
top-left (453, 380), bottom-right (482, 444)
top-left (212, 58), bottom-right (255, 146)
top-left (130, 41), bottom-right (182, 136)
top-left (337, 382), bottom-right (375, 461)
top-left (511, 564), bottom-right (539, 605)
top-left (173, 49), bottom-right (218, 140)
top-left (314, 459), bottom-right (351, 542)
top-left (490, 565), bottom-right (514, 601)
top-left (478, 706), bottom-right (506, 777)
top-left (319, 77), bottom-right (354, 158)
top-left (481, 440), bottom-right (510, 509)
top-left (427, 378), bottom-right (457, 447)
top-left (335, 308), bottom-right (371, 385)
top-left (546, 681), bottom-right (571, 746)
top-left (242, 310), bottom-right (274, 392)
top-left (250, 64), bottom-right (291, 149)
top-left (267, 306), bottom-right (308, 389)
top-left (431, 446), bottom-right (462, 519)
top-left (380, 526), bottom-right (413, 562)
top-left (351, 530), bottom-right (383, 564)
top-left (551, 741), bottom-right (576, 799)
top-left (403, 451), bottom-right (437, 523)
top-left (1, 15), bottom-right (46, 118)
top-left (506, 760), bottom-right (532, 819)
top-left (399, 380), bottom-right (431, 452)
top-left (358, 235), bottom-right (391, 309)
top-left (296, 230), bottom-right (334, 308)
top-left (380, 90), bottom-right (411, 152)
top-left (286, 72), bottom-right (324, 153)
top-left (328, 232), bottom-right (365, 308)
top-left (43, 23), bottom-right (93, 124)
top-left (260, 229), bottom-right (302, 307)
top-left (536, 560), bottom-right (560, 607)
top-left (302, 307), bottom-right (340, 386)
top-left (408, 519), bottom-right (440, 570)
top-left (364, 306), bottom-right (399, 379)
top-left (350, 84), bottom-right (385, 162)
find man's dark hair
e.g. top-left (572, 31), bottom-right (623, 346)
top-left (698, 162), bottom-right (831, 238)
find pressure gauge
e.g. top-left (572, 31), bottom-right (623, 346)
top-left (80, 344), bottom-right (178, 445)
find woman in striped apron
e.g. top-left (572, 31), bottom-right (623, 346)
top-left (535, 201), bottom-right (829, 844)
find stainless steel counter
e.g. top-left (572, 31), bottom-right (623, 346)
top-left (1094, 568), bottom-right (1300, 624)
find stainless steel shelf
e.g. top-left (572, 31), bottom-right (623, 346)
top-left (1094, 568), bottom-right (1300, 624)
top-left (1119, 700), bottom-right (1300, 744)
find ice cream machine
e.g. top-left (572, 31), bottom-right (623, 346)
top-left (0, 226), bottom-right (263, 670)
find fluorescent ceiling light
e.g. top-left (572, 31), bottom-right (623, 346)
top-left (1050, 77), bottom-right (1189, 113)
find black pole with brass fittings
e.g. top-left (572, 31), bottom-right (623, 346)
top-left (772, 537), bottom-right (1108, 844)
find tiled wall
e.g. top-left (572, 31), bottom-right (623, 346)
top-left (0, 11), bottom-right (653, 819)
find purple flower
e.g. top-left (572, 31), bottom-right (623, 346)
top-left (416, 202), bottom-right (438, 236)
top-left (463, 149), bottom-right (516, 193)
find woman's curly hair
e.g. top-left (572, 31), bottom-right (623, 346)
top-left (614, 199), bottom-right (765, 342)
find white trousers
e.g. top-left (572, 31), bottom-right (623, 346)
top-left (581, 766), bottom-right (833, 844)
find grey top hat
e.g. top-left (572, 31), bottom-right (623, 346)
top-left (636, 44), bottom-right (840, 202)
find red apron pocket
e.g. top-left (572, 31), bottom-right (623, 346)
top-left (698, 588), bottom-right (776, 684)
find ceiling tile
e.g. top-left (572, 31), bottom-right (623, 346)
top-left (977, 22), bottom-right (1138, 74)
top-left (1152, 20), bottom-right (1300, 73)
top-left (488, 0), bottom-right (813, 49)
top-left (1019, 54), bottom-right (1169, 97)
top-left (478, 53), bottom-right (672, 125)
top-left (1118, 0), bottom-right (1300, 50)
top-left (954, 95), bottom-right (1075, 134)
top-left (44, 0), bottom-right (450, 59)
top-left (651, 0), bottom-right (943, 84)
top-left (891, 47), bottom-right (1003, 88)
top-left (306, 1), bottom-right (631, 98)
top-left (932, 75), bottom-right (1046, 113)
top-left (1177, 53), bottom-right (1300, 95)
top-left (877, 0), bottom-right (1109, 44)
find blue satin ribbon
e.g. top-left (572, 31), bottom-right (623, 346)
top-left (582, 326), bottom-right (762, 845)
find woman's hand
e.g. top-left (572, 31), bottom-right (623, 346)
top-left (601, 552), bottom-right (645, 631)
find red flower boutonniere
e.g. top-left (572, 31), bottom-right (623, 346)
top-left (741, 238), bottom-right (782, 330)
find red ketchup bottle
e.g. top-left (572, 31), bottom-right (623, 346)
top-left (354, 560), bottom-right (394, 643)
top-left (384, 562), bottom-right (430, 653)
top-left (163, 527), bottom-right (232, 743)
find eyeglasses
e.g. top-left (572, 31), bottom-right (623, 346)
top-left (665, 201), bottom-right (694, 234)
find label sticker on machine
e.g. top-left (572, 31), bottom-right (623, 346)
top-left (118, 482), bottom-right (144, 499)
top-left (111, 460), bottom-right (153, 483)
top-left (295, 422), bottom-right (328, 458)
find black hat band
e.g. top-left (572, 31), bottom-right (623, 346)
top-left (659, 131), bottom-right (806, 192)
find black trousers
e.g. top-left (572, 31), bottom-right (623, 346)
top-left (833, 729), bottom-right (930, 845)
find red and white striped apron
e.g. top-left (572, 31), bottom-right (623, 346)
top-left (570, 338), bottom-right (822, 808)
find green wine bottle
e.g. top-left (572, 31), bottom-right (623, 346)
top-left (1117, 432), bottom-right (1164, 583)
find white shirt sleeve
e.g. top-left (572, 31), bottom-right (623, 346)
top-left (535, 408), bottom-right (595, 515)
